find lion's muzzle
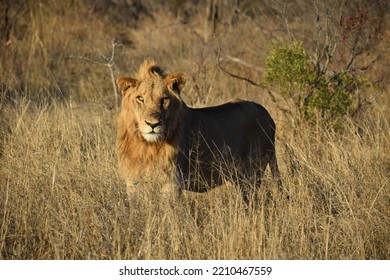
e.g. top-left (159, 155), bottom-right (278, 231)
top-left (141, 111), bottom-right (164, 142)
top-left (145, 120), bottom-right (161, 129)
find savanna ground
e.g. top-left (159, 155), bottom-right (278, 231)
top-left (0, 0), bottom-right (389, 259)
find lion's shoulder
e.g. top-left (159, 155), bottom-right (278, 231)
top-left (186, 100), bottom-right (269, 121)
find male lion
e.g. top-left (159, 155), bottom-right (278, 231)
top-left (116, 59), bottom-right (281, 204)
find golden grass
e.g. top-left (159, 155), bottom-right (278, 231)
top-left (0, 1), bottom-right (389, 260)
top-left (0, 96), bottom-right (388, 259)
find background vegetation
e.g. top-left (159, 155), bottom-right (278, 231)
top-left (0, 0), bottom-right (389, 259)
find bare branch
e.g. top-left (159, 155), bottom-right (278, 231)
top-left (359, 53), bottom-right (383, 71)
top-left (67, 38), bottom-right (122, 108)
top-left (345, 48), bottom-right (363, 71)
top-left (280, 1), bottom-right (295, 41)
top-left (66, 54), bottom-right (108, 66)
top-left (216, 52), bottom-right (261, 87)
top-left (215, 46), bottom-right (277, 102)
top-left (222, 55), bottom-right (264, 73)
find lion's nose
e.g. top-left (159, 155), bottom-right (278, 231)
top-left (150, 111), bottom-right (161, 120)
top-left (145, 120), bottom-right (160, 129)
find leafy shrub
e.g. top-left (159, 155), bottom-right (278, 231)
top-left (264, 41), bottom-right (371, 128)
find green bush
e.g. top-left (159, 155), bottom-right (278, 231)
top-left (264, 41), bottom-right (371, 128)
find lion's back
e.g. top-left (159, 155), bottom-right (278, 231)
top-left (186, 101), bottom-right (275, 149)
top-left (177, 101), bottom-right (277, 191)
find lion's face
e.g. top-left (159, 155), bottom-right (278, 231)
top-left (117, 62), bottom-right (185, 143)
top-left (126, 79), bottom-right (179, 142)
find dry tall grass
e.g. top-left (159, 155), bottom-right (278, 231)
top-left (0, 0), bottom-right (389, 260)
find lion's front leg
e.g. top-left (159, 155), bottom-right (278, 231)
top-left (125, 179), bottom-right (140, 198)
top-left (123, 166), bottom-right (184, 205)
top-left (161, 169), bottom-right (185, 201)
top-left (159, 182), bottom-right (182, 202)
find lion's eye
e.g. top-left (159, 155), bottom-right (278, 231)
top-left (161, 97), bottom-right (170, 108)
top-left (136, 96), bottom-right (144, 103)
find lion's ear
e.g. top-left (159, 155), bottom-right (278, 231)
top-left (116, 76), bottom-right (138, 96)
top-left (165, 73), bottom-right (186, 95)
